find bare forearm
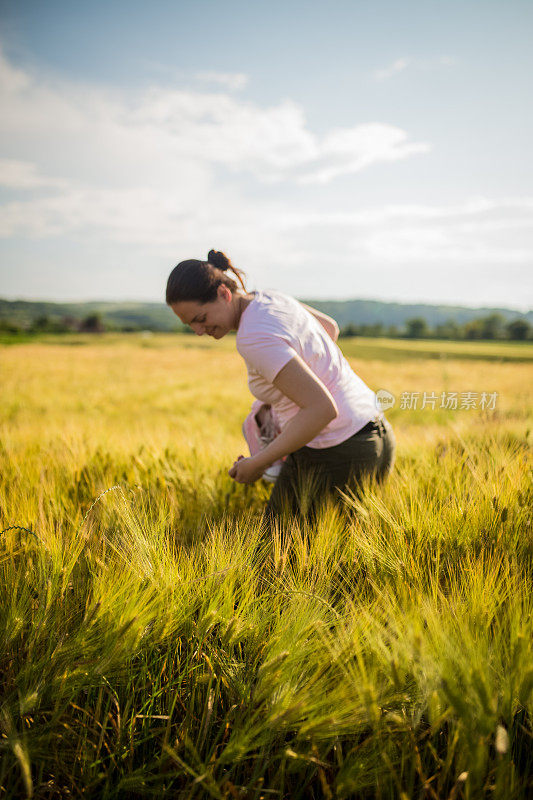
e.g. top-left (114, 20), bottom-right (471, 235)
top-left (230, 356), bottom-right (339, 485)
top-left (254, 403), bottom-right (337, 468)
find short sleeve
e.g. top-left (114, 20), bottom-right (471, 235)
top-left (237, 332), bottom-right (295, 383)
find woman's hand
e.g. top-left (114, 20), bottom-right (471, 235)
top-left (230, 356), bottom-right (337, 485)
top-left (229, 454), bottom-right (265, 484)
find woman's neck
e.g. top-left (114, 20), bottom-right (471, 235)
top-left (233, 292), bottom-right (255, 329)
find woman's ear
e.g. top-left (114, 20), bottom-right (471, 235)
top-left (218, 283), bottom-right (232, 303)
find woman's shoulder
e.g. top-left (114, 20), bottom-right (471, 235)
top-left (240, 290), bottom-right (302, 327)
top-left (237, 289), bottom-right (302, 345)
top-left (245, 289), bottom-right (300, 316)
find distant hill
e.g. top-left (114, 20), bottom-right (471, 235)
top-left (0, 299), bottom-right (181, 331)
top-left (0, 297), bottom-right (531, 331)
top-left (300, 299), bottom-right (533, 328)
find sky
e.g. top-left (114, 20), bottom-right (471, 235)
top-left (0, 0), bottom-right (532, 308)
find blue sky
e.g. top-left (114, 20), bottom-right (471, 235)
top-left (0, 0), bottom-right (531, 307)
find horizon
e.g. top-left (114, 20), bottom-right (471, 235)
top-left (1, 293), bottom-right (530, 315)
top-left (1, 0), bottom-right (532, 307)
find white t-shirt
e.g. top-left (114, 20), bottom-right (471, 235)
top-left (236, 290), bottom-right (378, 449)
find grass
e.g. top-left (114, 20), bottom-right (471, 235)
top-left (339, 337), bottom-right (533, 363)
top-left (0, 333), bottom-right (532, 799)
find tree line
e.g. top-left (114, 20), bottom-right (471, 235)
top-left (339, 313), bottom-right (531, 340)
top-left (1, 311), bottom-right (531, 340)
top-left (1, 313), bottom-right (114, 334)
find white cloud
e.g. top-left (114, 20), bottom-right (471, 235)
top-left (0, 48), bottom-right (530, 307)
top-left (1, 191), bottom-right (531, 305)
top-left (374, 55), bottom-right (458, 81)
top-left (0, 45), bottom-right (433, 248)
top-left (272, 197), bottom-right (533, 253)
top-left (374, 58), bottom-right (411, 81)
top-left (194, 71), bottom-right (249, 90)
top-left (296, 125), bottom-right (431, 184)
top-left (137, 63), bottom-right (250, 91)
top-left (278, 197), bottom-right (533, 228)
top-left (0, 47), bottom-right (429, 205)
top-left (0, 158), bottom-right (67, 189)
top-left (0, 51), bottom-right (31, 93)
top-left (258, 197), bottom-right (533, 305)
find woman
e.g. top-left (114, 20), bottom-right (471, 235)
top-left (166, 250), bottom-right (396, 518)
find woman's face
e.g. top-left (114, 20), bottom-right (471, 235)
top-left (170, 284), bottom-right (234, 339)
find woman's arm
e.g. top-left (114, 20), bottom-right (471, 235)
top-left (299, 302), bottom-right (340, 342)
top-left (229, 355), bottom-right (338, 484)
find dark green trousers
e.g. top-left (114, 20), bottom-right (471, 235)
top-left (265, 417), bottom-right (396, 520)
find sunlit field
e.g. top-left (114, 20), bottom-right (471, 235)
top-left (1, 334), bottom-right (532, 799)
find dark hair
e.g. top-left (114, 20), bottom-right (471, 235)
top-left (165, 250), bottom-right (247, 305)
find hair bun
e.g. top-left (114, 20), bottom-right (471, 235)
top-left (207, 249), bottom-right (232, 271)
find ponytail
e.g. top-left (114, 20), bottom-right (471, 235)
top-left (207, 250), bottom-right (247, 292)
top-left (166, 250), bottom-right (247, 305)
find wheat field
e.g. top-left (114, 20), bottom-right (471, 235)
top-left (1, 334), bottom-right (532, 799)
